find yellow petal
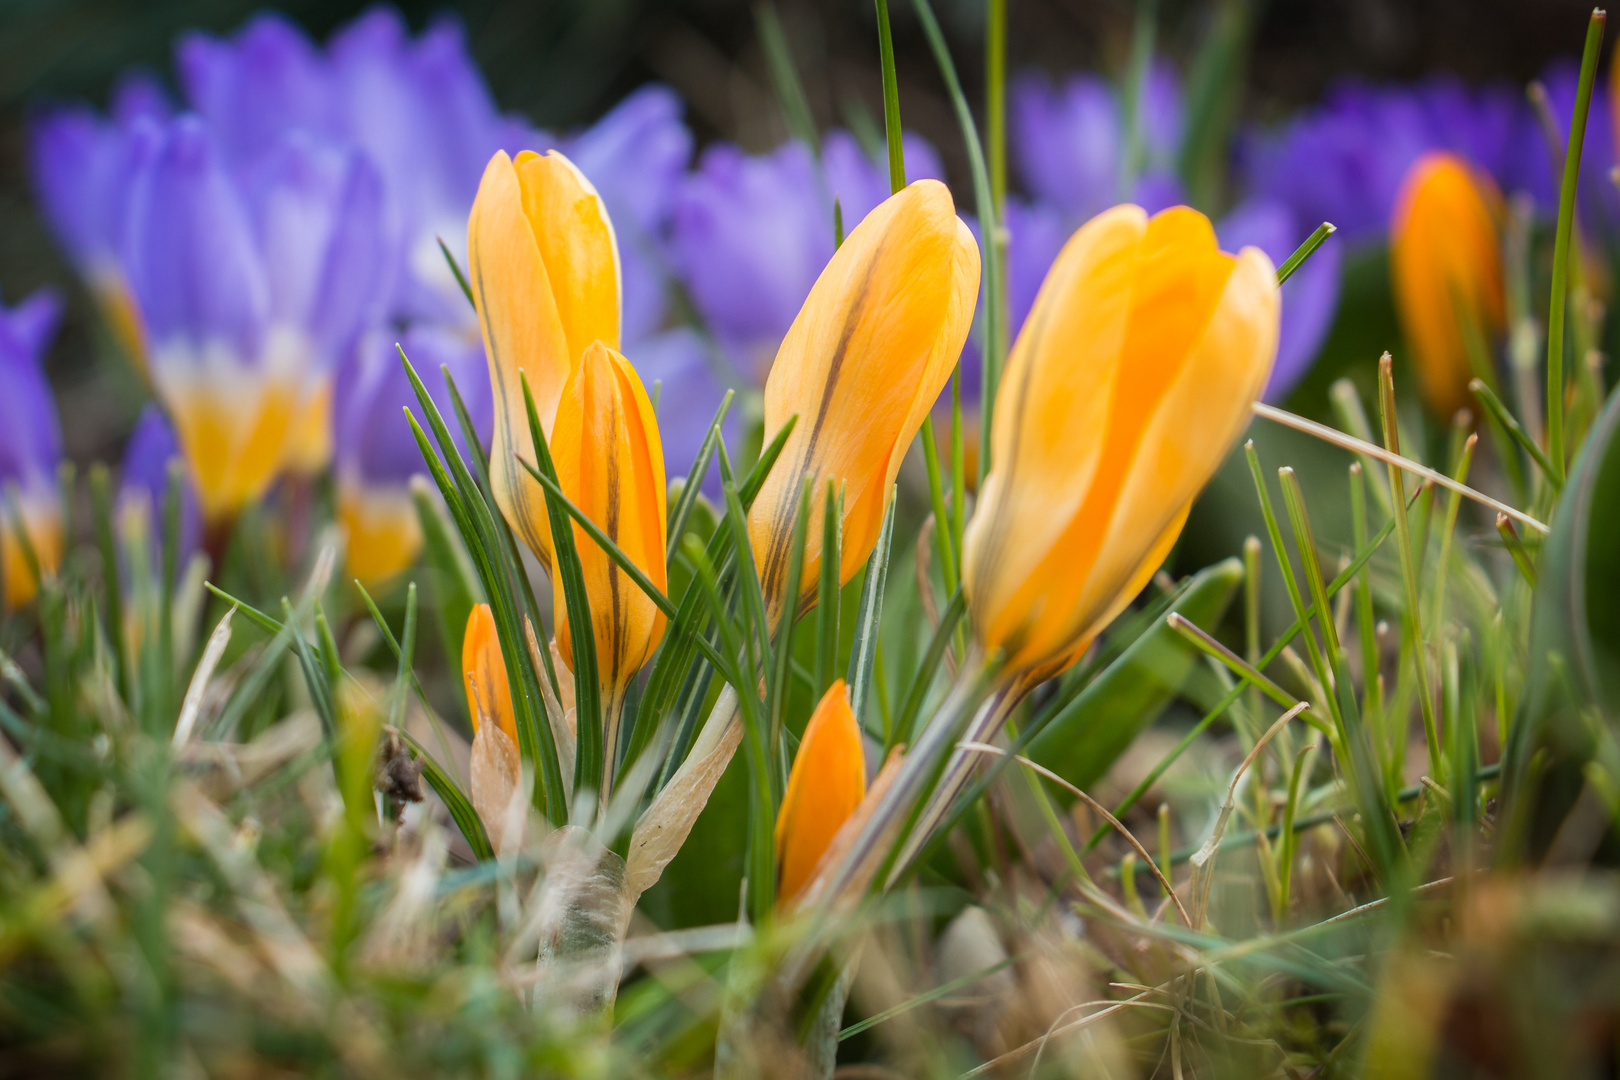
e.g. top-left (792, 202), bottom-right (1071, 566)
top-left (775, 679), bottom-right (867, 904)
top-left (281, 373), bottom-right (333, 475)
top-left (468, 150), bottom-right (569, 566)
top-left (748, 179), bottom-right (979, 617)
top-left (550, 341), bottom-right (667, 764)
top-left (964, 204), bottom-right (1277, 679)
top-left (515, 150), bottom-right (621, 363)
top-left (462, 602), bottom-right (518, 747)
top-left (160, 366), bottom-right (298, 524)
top-left (339, 482), bottom-right (422, 587)
top-left (1389, 153), bottom-right (1504, 418)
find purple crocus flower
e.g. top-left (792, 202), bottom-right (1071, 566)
top-left (333, 324), bottom-right (490, 585)
top-left (29, 74), bottom-right (170, 366)
top-left (1218, 199), bottom-right (1343, 401)
top-left (122, 113), bottom-right (390, 521)
top-left (116, 404), bottom-right (203, 574)
top-left (1239, 76), bottom-right (1541, 247)
top-left (326, 8), bottom-right (544, 327)
top-left (0, 289), bottom-right (64, 610)
top-left (1009, 60), bottom-right (1182, 226)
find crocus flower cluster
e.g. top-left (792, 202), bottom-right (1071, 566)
top-left (30, 8), bottom-right (701, 586)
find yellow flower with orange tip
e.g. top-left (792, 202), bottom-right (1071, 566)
top-left (963, 204), bottom-right (1279, 683)
top-left (775, 680), bottom-right (866, 904)
top-left (462, 602), bottom-right (518, 747)
top-left (549, 340), bottom-right (668, 776)
top-left (468, 147), bottom-right (620, 568)
top-left (747, 179), bottom-right (979, 617)
top-left (1390, 152), bottom-right (1505, 419)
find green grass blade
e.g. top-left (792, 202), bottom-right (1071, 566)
top-left (891, 590), bottom-right (966, 752)
top-left (1546, 9), bottom-right (1607, 478)
top-left (909, 0), bottom-right (1003, 477)
top-left (520, 375), bottom-right (603, 804)
top-left (847, 490), bottom-right (897, 729)
top-left (814, 481), bottom-right (843, 696)
top-left (667, 390), bottom-right (733, 560)
top-left (1275, 222), bottom-right (1336, 285)
top-left (756, 3), bottom-right (820, 155)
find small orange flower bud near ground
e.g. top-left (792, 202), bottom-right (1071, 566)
top-left (775, 680), bottom-right (867, 905)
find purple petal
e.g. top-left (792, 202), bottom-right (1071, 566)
top-left (176, 12), bottom-right (337, 171)
top-left (29, 105), bottom-right (129, 269)
top-left (668, 140), bottom-right (832, 380)
top-left (249, 135), bottom-right (392, 367)
top-left (335, 324), bottom-right (489, 488)
top-left (0, 289), bottom-right (64, 493)
top-left (823, 128), bottom-right (946, 226)
top-left (1010, 70), bottom-right (1121, 222)
top-left (1219, 199), bottom-right (1342, 401)
top-left (123, 115), bottom-right (269, 364)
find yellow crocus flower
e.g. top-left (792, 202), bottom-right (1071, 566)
top-left (1389, 152), bottom-right (1505, 419)
top-left (468, 148), bottom-right (620, 568)
top-left (747, 179), bottom-right (979, 617)
top-left (775, 679), bottom-right (866, 904)
top-left (462, 602), bottom-right (517, 747)
top-left (549, 340), bottom-right (668, 779)
top-left (963, 204), bottom-right (1279, 683)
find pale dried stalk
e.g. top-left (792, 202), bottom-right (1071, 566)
top-left (173, 607), bottom-right (234, 746)
top-left (1252, 401), bottom-right (1548, 533)
top-left (955, 741), bottom-right (1192, 928)
top-left (622, 685), bottom-right (741, 911)
top-left (1188, 702), bottom-right (1309, 929)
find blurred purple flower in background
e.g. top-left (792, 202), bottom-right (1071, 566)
top-left (29, 74), bottom-right (170, 367)
top-left (1239, 77), bottom-right (1542, 247)
top-left (333, 324), bottom-right (489, 585)
top-left (121, 113), bottom-right (391, 520)
top-left (1010, 61), bottom-right (1185, 226)
top-left (1219, 199), bottom-right (1344, 400)
top-left (117, 405), bottom-right (203, 576)
top-left (0, 289), bottom-right (65, 610)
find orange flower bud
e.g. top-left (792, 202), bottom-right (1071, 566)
top-left (462, 602), bottom-right (517, 747)
top-left (1390, 152), bottom-right (1505, 418)
top-left (775, 680), bottom-right (866, 904)
top-left (549, 341), bottom-right (668, 757)
top-left (748, 180), bottom-right (979, 616)
top-left (468, 148), bottom-right (620, 567)
top-left (963, 204), bottom-right (1279, 682)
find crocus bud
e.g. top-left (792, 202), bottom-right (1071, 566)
top-left (747, 179), bottom-right (978, 616)
top-left (1390, 153), bottom-right (1504, 418)
top-left (462, 603), bottom-right (517, 747)
top-left (468, 148), bottom-right (620, 568)
top-left (550, 341), bottom-right (667, 771)
top-left (0, 289), bottom-right (65, 610)
top-left (463, 602), bottom-right (524, 853)
top-left (775, 680), bottom-right (866, 904)
top-left (963, 204), bottom-right (1279, 682)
